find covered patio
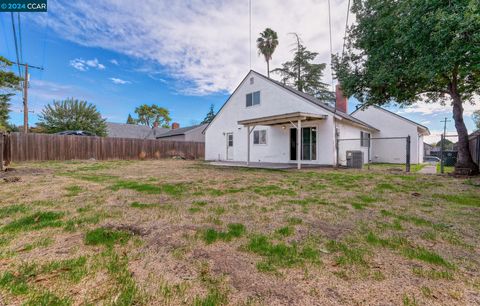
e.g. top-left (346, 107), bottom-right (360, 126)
top-left (237, 112), bottom-right (327, 169)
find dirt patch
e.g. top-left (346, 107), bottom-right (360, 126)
top-left (0, 167), bottom-right (51, 178)
top-left (309, 221), bottom-right (354, 240)
top-left (3, 176), bottom-right (21, 183)
top-left (192, 247), bottom-right (306, 305)
top-left (103, 223), bottom-right (152, 236)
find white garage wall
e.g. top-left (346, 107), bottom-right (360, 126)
top-left (336, 121), bottom-right (371, 165)
top-left (205, 71), bottom-right (336, 164)
top-left (352, 107), bottom-right (424, 164)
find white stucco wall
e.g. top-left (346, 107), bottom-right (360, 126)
top-left (336, 121), bottom-right (371, 165)
top-left (352, 107), bottom-right (425, 164)
top-left (205, 71), bottom-right (336, 165)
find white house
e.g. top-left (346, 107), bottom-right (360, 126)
top-left (351, 107), bottom-right (430, 164)
top-left (204, 70), bottom-right (429, 168)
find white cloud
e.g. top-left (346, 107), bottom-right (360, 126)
top-left (399, 97), bottom-right (479, 116)
top-left (110, 59), bottom-right (119, 66)
top-left (109, 77), bottom-right (130, 85)
top-left (424, 130), bottom-right (458, 145)
top-left (34, 0), bottom-right (352, 95)
top-left (69, 58), bottom-right (106, 71)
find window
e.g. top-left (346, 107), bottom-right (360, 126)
top-left (246, 91), bottom-right (261, 107)
top-left (361, 131), bottom-right (370, 147)
top-left (253, 130), bottom-right (267, 145)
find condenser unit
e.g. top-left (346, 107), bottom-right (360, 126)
top-left (346, 150), bottom-right (364, 169)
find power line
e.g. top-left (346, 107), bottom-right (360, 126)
top-left (327, 0), bottom-right (334, 91)
top-left (10, 12), bottom-right (22, 79)
top-left (342, 0), bottom-right (351, 56)
top-left (249, 0), bottom-right (252, 70)
top-left (17, 13), bottom-right (23, 64)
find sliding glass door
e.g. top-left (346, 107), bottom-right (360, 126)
top-left (290, 127), bottom-right (317, 161)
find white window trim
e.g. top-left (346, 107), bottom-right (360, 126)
top-left (361, 131), bottom-right (371, 147)
top-left (253, 129), bottom-right (267, 145)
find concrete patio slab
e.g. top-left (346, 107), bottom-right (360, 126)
top-left (208, 161), bottom-right (328, 170)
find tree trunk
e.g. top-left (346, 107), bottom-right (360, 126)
top-left (267, 60), bottom-right (270, 78)
top-left (450, 89), bottom-right (478, 175)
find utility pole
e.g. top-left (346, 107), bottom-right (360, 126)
top-left (23, 64), bottom-right (28, 133)
top-left (13, 62), bottom-right (44, 133)
top-left (440, 117), bottom-right (451, 174)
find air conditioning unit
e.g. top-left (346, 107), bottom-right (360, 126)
top-left (346, 150), bottom-right (364, 169)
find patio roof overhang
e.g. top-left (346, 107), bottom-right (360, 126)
top-left (237, 112), bottom-right (327, 126)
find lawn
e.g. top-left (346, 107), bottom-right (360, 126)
top-left (0, 160), bottom-right (479, 305)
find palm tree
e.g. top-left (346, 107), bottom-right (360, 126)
top-left (256, 28), bottom-right (279, 78)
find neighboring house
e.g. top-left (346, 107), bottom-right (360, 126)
top-left (106, 122), bottom-right (169, 139)
top-left (156, 124), bottom-right (207, 142)
top-left (468, 130), bottom-right (480, 169)
top-left (204, 70), bottom-right (430, 168)
top-left (351, 106), bottom-right (430, 164)
top-left (424, 142), bottom-right (433, 157)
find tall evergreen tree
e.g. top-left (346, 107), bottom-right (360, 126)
top-left (256, 28), bottom-right (279, 78)
top-left (334, 0), bottom-right (479, 174)
top-left (38, 98), bottom-right (107, 136)
top-left (126, 113), bottom-right (136, 124)
top-left (0, 56), bottom-right (22, 131)
top-left (272, 34), bottom-right (332, 101)
top-left (201, 104), bottom-right (216, 124)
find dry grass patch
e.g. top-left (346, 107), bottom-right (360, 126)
top-left (0, 160), bottom-right (478, 305)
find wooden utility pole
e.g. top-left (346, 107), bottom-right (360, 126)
top-left (12, 62), bottom-right (43, 133)
top-left (23, 63), bottom-right (28, 133)
top-left (440, 117), bottom-right (451, 174)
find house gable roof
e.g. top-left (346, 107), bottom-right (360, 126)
top-left (106, 122), bottom-right (169, 139)
top-left (203, 70), bottom-right (378, 133)
top-left (156, 124), bottom-right (207, 138)
top-left (351, 106), bottom-right (430, 135)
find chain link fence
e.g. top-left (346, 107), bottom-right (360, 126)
top-left (336, 136), bottom-right (412, 172)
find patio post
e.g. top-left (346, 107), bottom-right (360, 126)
top-left (247, 125), bottom-right (250, 166)
top-left (297, 119), bottom-right (301, 169)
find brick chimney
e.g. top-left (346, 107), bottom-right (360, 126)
top-left (335, 84), bottom-right (348, 113)
top-left (172, 122), bottom-right (180, 129)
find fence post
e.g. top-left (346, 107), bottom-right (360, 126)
top-left (335, 138), bottom-right (339, 167)
top-left (406, 135), bottom-right (411, 173)
top-left (440, 134), bottom-right (445, 174)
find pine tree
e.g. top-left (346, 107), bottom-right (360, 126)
top-left (272, 34), bottom-right (332, 101)
top-left (126, 113), bottom-right (136, 124)
top-left (201, 104), bottom-right (216, 124)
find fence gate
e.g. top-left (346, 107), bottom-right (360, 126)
top-left (336, 136), bottom-right (411, 172)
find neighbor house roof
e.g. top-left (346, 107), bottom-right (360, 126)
top-left (469, 130), bottom-right (480, 141)
top-left (106, 122), bottom-right (169, 139)
top-left (156, 124), bottom-right (207, 138)
top-left (351, 106), bottom-right (430, 135)
top-left (203, 70), bottom-right (378, 133)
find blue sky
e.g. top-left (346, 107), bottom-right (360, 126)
top-left (1, 0), bottom-right (477, 144)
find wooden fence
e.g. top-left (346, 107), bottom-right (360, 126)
top-left (0, 132), bottom-right (204, 165)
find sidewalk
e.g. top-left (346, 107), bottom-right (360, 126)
top-left (418, 164), bottom-right (437, 174)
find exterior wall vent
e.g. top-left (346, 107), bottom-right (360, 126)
top-left (250, 77), bottom-right (254, 84)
